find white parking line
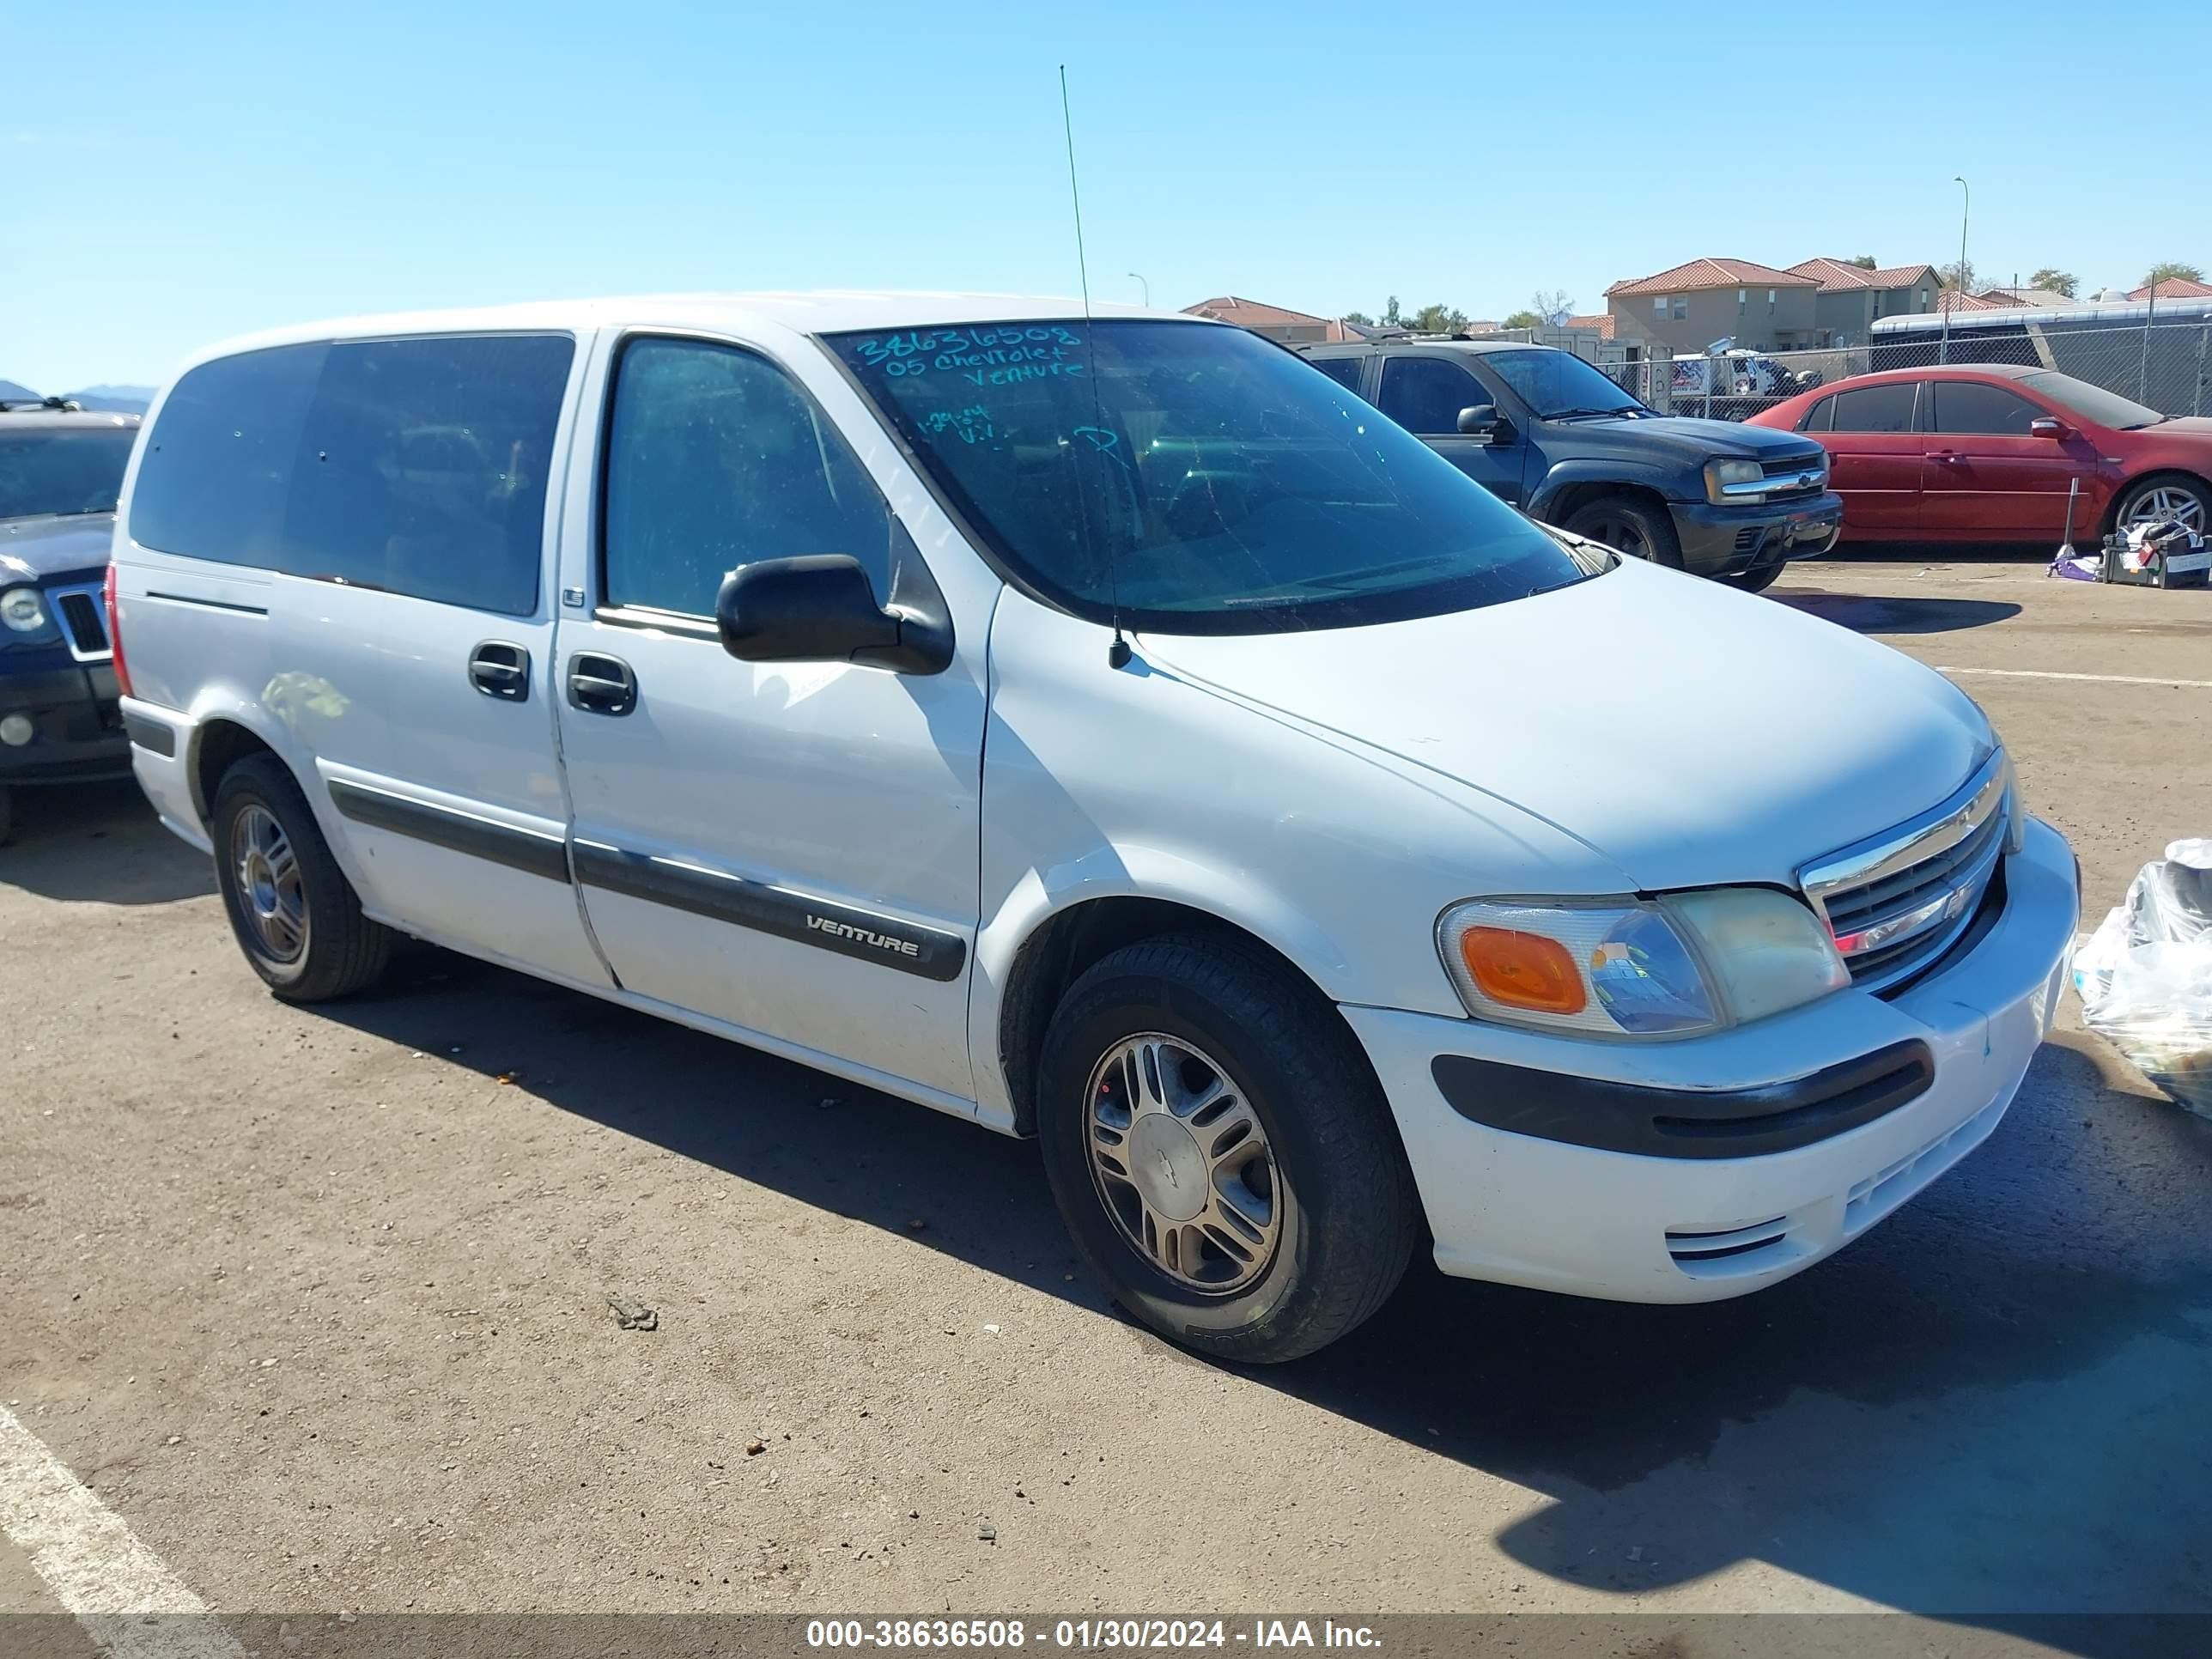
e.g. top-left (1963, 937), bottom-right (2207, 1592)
top-left (0, 1405), bottom-right (242, 1659)
top-left (1936, 665), bottom-right (2212, 690)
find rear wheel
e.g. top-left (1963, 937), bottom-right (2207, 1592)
top-left (211, 754), bottom-right (392, 1001)
top-left (1036, 933), bottom-right (1418, 1364)
top-left (1562, 495), bottom-right (1684, 568)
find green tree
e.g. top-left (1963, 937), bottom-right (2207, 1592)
top-left (1501, 309), bottom-right (1542, 329)
top-left (2143, 260), bottom-right (2205, 289)
top-left (1937, 259), bottom-right (1976, 291)
top-left (1341, 311), bottom-right (1374, 325)
top-left (2029, 267), bottom-right (2078, 298)
top-left (1410, 302), bottom-right (1469, 334)
top-left (1382, 295), bottom-right (1402, 326)
top-left (1847, 255), bottom-right (1878, 269)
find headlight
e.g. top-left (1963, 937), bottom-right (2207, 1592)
top-left (1, 586), bottom-right (48, 633)
top-left (1437, 888), bottom-right (1849, 1038)
top-left (2000, 748), bottom-right (2027, 854)
top-left (1704, 458), bottom-right (1765, 504)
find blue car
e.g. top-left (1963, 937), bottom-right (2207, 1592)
top-left (0, 402), bottom-right (140, 842)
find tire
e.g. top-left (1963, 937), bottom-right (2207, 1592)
top-left (1721, 562), bottom-right (1785, 593)
top-left (1562, 495), bottom-right (1684, 568)
top-left (1035, 933), bottom-right (1419, 1364)
top-left (2112, 472), bottom-right (2209, 540)
top-left (210, 753), bottom-right (392, 1001)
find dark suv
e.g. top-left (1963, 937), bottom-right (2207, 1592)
top-left (1302, 339), bottom-right (1842, 590)
top-left (0, 401), bottom-right (140, 842)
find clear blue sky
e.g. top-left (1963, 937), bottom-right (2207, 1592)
top-left (7, 0), bottom-right (2206, 391)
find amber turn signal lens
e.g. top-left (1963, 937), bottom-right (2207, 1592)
top-left (1457, 927), bottom-right (1587, 1015)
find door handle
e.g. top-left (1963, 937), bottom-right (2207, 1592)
top-left (468, 641), bottom-right (531, 701)
top-left (1930, 451), bottom-right (1962, 464)
top-left (567, 652), bottom-right (636, 716)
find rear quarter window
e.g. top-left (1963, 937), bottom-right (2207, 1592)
top-left (130, 333), bottom-right (574, 617)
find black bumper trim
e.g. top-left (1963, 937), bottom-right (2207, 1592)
top-left (1430, 1038), bottom-right (1936, 1159)
top-left (123, 713), bottom-right (176, 756)
top-left (572, 840), bottom-right (967, 983)
top-left (326, 779), bottom-right (572, 884)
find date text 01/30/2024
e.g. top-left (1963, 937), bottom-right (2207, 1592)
top-left (805, 1620), bottom-right (1382, 1650)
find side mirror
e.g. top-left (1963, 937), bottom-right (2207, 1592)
top-left (2028, 416), bottom-right (2071, 440)
top-left (1456, 404), bottom-right (1499, 435)
top-left (715, 555), bottom-right (951, 675)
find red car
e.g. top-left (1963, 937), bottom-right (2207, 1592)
top-left (1747, 365), bottom-right (2209, 545)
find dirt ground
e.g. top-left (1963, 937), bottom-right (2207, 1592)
top-left (2, 553), bottom-right (2208, 1644)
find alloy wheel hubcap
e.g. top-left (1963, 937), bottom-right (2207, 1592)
top-left (231, 805), bottom-right (307, 963)
top-left (2124, 486), bottom-right (2205, 534)
top-left (1085, 1034), bottom-right (1280, 1293)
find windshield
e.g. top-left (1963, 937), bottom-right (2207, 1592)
top-left (0, 427), bottom-right (137, 520)
top-left (824, 320), bottom-right (1595, 634)
top-left (1481, 349), bottom-right (1645, 418)
top-left (2021, 371), bottom-right (2164, 430)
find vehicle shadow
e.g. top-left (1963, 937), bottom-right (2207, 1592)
top-left (0, 780), bottom-right (215, 904)
top-left (310, 952), bottom-right (2212, 1639)
top-left (1772, 590), bottom-right (2024, 635)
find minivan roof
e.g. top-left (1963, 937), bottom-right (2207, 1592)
top-left (176, 291), bottom-right (1200, 374)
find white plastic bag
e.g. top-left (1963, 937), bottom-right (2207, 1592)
top-left (2072, 838), bottom-right (2212, 1115)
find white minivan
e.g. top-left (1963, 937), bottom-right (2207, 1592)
top-left (109, 294), bottom-right (2078, 1362)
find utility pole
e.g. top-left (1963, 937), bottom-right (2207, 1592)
top-left (1941, 175), bottom-right (1968, 366)
top-left (1127, 272), bottom-right (1150, 308)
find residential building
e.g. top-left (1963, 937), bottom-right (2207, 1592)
top-left (1601, 258), bottom-right (1820, 354)
top-left (1181, 295), bottom-right (1334, 344)
top-left (1787, 258), bottom-right (1940, 344)
top-left (1978, 287), bottom-right (2075, 308)
top-left (1563, 313), bottom-right (1616, 340)
top-left (2130, 276), bottom-right (2212, 301)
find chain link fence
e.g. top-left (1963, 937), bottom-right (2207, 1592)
top-left (1597, 319), bottom-right (2212, 424)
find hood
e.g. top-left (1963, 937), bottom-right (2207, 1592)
top-left (1139, 558), bottom-right (1992, 894)
top-left (0, 513), bottom-right (117, 584)
top-left (1552, 413), bottom-right (1825, 466)
top-left (2144, 416), bottom-right (2212, 440)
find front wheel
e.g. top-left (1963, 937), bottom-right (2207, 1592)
top-left (1561, 495), bottom-right (1684, 568)
top-left (1036, 933), bottom-right (1418, 1364)
top-left (2114, 472), bottom-right (2209, 539)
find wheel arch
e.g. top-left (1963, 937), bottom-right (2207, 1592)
top-left (986, 887), bottom-right (1378, 1139)
top-left (188, 713), bottom-right (289, 829)
top-left (2100, 467), bottom-right (2212, 536)
top-left (1530, 468), bottom-right (1675, 531)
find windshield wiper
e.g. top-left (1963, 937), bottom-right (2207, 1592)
top-left (1544, 406), bottom-right (1642, 421)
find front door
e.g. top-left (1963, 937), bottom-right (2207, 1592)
top-left (1921, 378), bottom-right (2088, 541)
top-left (1812, 379), bottom-right (1923, 536)
top-left (551, 332), bottom-right (987, 1102)
top-left (1376, 354), bottom-right (1526, 502)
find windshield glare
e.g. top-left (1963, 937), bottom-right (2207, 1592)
top-left (0, 428), bottom-right (137, 520)
top-left (1482, 348), bottom-right (1644, 417)
top-left (2021, 371), bottom-right (2163, 430)
top-left (826, 321), bottom-right (1595, 633)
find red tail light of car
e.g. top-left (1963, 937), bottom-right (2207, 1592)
top-left (102, 562), bottom-right (134, 698)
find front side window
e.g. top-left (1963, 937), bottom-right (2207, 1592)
top-left (1929, 380), bottom-right (2043, 435)
top-left (602, 337), bottom-right (900, 616)
top-left (824, 319), bottom-right (1589, 635)
top-left (2020, 371), bottom-right (2162, 431)
top-left (1827, 381), bottom-right (1918, 434)
top-left (130, 334), bottom-right (573, 617)
top-left (0, 427), bottom-right (138, 520)
top-left (1377, 356), bottom-right (1487, 434)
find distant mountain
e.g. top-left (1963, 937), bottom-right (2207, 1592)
top-left (0, 379), bottom-right (41, 404)
top-left (63, 385), bottom-right (155, 414)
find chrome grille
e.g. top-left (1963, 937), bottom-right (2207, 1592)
top-left (1800, 751), bottom-right (2009, 995)
top-left (48, 581), bottom-right (111, 662)
top-left (1759, 454), bottom-right (1827, 497)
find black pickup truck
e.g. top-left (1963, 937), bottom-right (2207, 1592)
top-left (1301, 339), bottom-right (1841, 591)
top-left (0, 402), bottom-right (140, 842)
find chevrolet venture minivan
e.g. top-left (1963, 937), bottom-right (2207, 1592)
top-left (110, 295), bottom-right (2079, 1362)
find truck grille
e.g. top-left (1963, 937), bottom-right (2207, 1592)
top-left (49, 582), bottom-right (112, 662)
top-left (1760, 454), bottom-right (1827, 498)
top-left (1799, 752), bottom-right (2009, 994)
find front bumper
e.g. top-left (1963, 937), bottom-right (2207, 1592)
top-left (0, 660), bottom-right (130, 786)
top-left (1342, 816), bottom-right (2079, 1304)
top-left (1669, 490), bottom-right (1844, 578)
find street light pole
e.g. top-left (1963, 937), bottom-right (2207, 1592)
top-left (1942, 175), bottom-right (1968, 366)
top-left (1127, 272), bottom-right (1150, 307)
